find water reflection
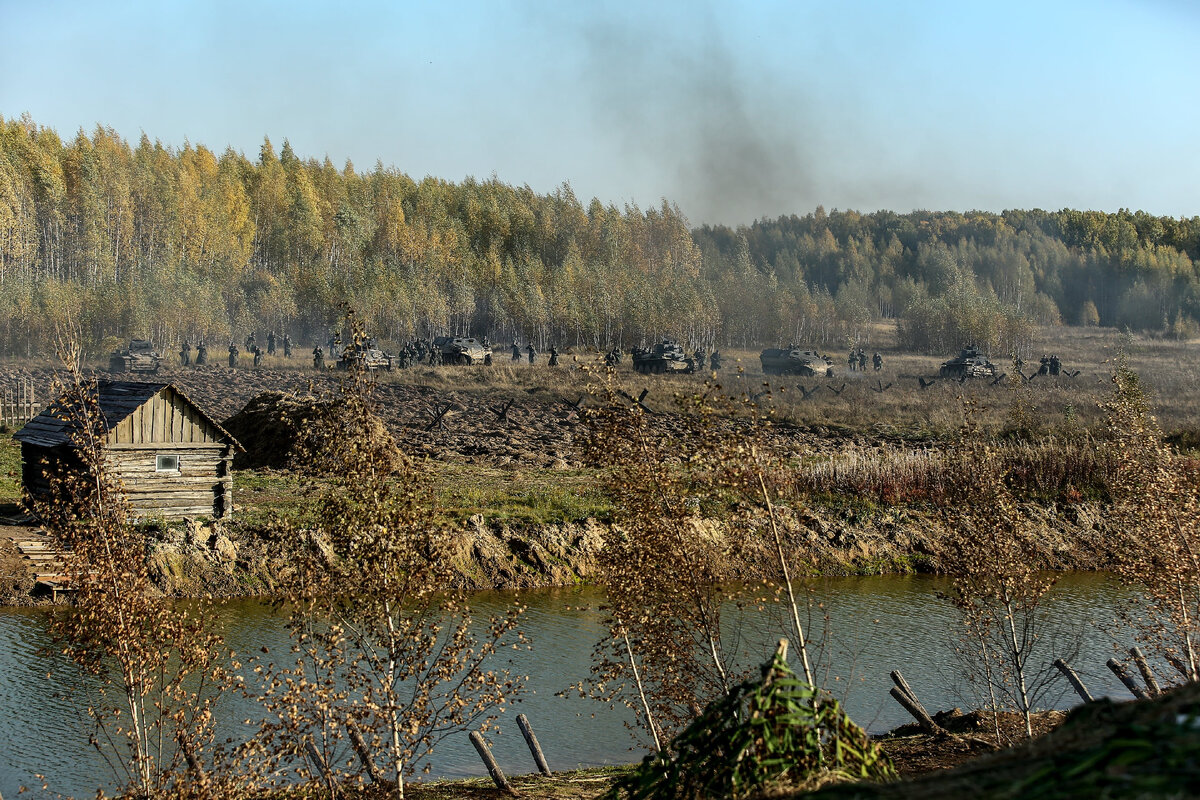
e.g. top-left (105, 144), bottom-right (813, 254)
top-left (0, 574), bottom-right (1135, 798)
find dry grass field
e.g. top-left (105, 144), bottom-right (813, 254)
top-left (1, 324), bottom-right (1195, 528)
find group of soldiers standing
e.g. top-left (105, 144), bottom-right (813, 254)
top-left (1037, 354), bottom-right (1064, 376)
top-left (847, 346), bottom-right (883, 372)
top-left (177, 331), bottom-right (294, 369)
top-left (510, 341), bottom-right (545, 364)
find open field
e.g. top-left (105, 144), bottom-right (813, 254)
top-left (2, 325), bottom-right (1197, 528)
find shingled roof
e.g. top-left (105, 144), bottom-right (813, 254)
top-left (14, 381), bottom-right (242, 450)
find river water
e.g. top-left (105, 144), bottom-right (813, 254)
top-left (0, 573), bottom-right (1138, 797)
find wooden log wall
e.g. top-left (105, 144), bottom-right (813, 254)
top-left (105, 445), bottom-right (234, 519)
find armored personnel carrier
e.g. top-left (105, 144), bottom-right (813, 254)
top-left (432, 336), bottom-right (492, 365)
top-left (336, 343), bottom-right (396, 371)
top-left (939, 344), bottom-right (998, 379)
top-left (109, 339), bottom-right (163, 373)
top-left (632, 339), bottom-right (695, 374)
top-left (760, 347), bottom-right (835, 377)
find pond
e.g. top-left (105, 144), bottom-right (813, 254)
top-left (0, 573), bottom-right (1139, 797)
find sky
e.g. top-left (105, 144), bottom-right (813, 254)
top-left (2, 0), bottom-right (1198, 226)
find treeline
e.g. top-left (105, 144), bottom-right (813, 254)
top-left (2, 113), bottom-right (1199, 357)
top-left (698, 206), bottom-right (1200, 355)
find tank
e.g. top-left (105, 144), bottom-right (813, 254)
top-left (109, 339), bottom-right (163, 373)
top-left (760, 347), bottom-right (834, 377)
top-left (432, 336), bottom-right (492, 365)
top-left (939, 344), bottom-right (998, 379)
top-left (632, 339), bottom-right (695, 374)
top-left (336, 343), bottom-right (396, 371)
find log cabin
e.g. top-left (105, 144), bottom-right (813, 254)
top-left (14, 381), bottom-right (243, 521)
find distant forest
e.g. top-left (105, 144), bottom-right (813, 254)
top-left (2, 114), bottom-right (1199, 358)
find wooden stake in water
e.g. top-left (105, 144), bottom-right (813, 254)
top-left (516, 714), bottom-right (551, 776)
top-left (1053, 658), bottom-right (1094, 703)
top-left (1129, 647), bottom-right (1160, 698)
top-left (1106, 658), bottom-right (1149, 700)
top-left (470, 731), bottom-right (518, 796)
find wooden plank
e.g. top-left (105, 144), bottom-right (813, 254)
top-left (105, 442), bottom-right (225, 452)
top-left (150, 396), bottom-right (160, 442)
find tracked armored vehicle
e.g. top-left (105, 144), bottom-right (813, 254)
top-left (760, 347), bottom-right (835, 377)
top-left (432, 336), bottom-right (492, 365)
top-left (939, 344), bottom-right (998, 379)
top-left (336, 343), bottom-right (396, 372)
top-left (632, 339), bottom-right (695, 374)
top-left (109, 339), bottom-right (163, 373)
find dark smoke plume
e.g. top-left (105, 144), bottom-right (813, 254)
top-left (569, 6), bottom-right (819, 225)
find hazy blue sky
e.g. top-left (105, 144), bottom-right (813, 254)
top-left (2, 0), bottom-right (1197, 225)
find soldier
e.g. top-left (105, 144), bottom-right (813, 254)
top-left (267, 331), bottom-right (277, 355)
top-left (1038, 355), bottom-right (1050, 376)
top-left (429, 347), bottom-right (442, 366)
top-left (179, 340), bottom-right (192, 366)
top-left (313, 345), bottom-right (325, 370)
top-left (848, 351), bottom-right (857, 372)
top-left (228, 343), bottom-right (239, 368)
top-left (526, 343), bottom-right (537, 364)
top-left (710, 350), bottom-right (722, 370)
top-left (245, 332), bottom-right (256, 353)
top-left (282, 333), bottom-right (293, 358)
top-left (605, 349), bottom-right (617, 367)
top-left (511, 341), bottom-right (522, 362)
top-left (873, 352), bottom-right (883, 371)
top-left (196, 341), bottom-right (208, 365)
top-left (1049, 354), bottom-right (1062, 376)
top-left (332, 333), bottom-right (342, 358)
top-left (548, 346), bottom-right (559, 367)
top-left (252, 346), bottom-right (262, 368)
top-left (693, 348), bottom-right (706, 370)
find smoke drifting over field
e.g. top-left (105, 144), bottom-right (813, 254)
top-left (568, 7), bottom-right (819, 225)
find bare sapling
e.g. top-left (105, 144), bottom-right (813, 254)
top-left (29, 341), bottom-right (235, 799)
top-left (576, 376), bottom-right (761, 745)
top-left (1105, 352), bottom-right (1200, 683)
top-left (250, 312), bottom-right (524, 800)
top-left (938, 404), bottom-right (1064, 742)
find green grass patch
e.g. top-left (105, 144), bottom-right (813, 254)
top-left (232, 461), bottom-right (614, 530)
top-left (0, 436), bottom-right (22, 507)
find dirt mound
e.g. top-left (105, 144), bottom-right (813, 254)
top-left (224, 391), bottom-right (403, 473)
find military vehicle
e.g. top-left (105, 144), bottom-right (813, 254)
top-left (432, 336), bottom-right (492, 365)
top-left (336, 343), bottom-right (396, 371)
top-left (632, 339), bottom-right (695, 374)
top-left (939, 344), bottom-right (998, 379)
top-left (109, 339), bottom-right (163, 373)
top-left (760, 347), bottom-right (835, 377)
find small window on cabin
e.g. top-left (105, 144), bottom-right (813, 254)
top-left (156, 454), bottom-right (180, 473)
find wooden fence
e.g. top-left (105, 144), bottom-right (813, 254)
top-left (1, 378), bottom-right (39, 428)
